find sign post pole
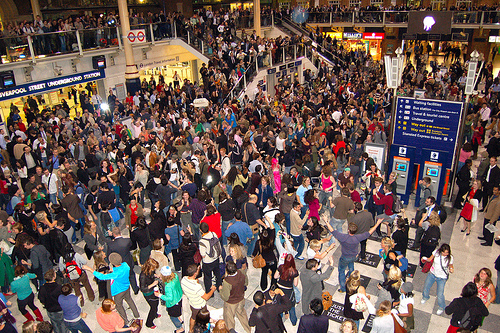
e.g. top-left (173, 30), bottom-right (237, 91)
top-left (448, 50), bottom-right (480, 201)
top-left (388, 47), bottom-right (404, 158)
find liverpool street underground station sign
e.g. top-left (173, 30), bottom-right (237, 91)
top-left (393, 97), bottom-right (463, 169)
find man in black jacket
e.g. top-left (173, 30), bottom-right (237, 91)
top-left (38, 269), bottom-right (66, 333)
top-left (249, 289), bottom-right (292, 333)
top-left (481, 156), bottom-right (500, 211)
top-left (107, 227), bottom-right (139, 294)
top-left (297, 298), bottom-right (329, 333)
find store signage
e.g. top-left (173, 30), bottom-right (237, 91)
top-left (363, 32), bottom-right (385, 40)
top-left (0, 69), bottom-right (105, 102)
top-left (127, 29), bottom-right (147, 44)
top-left (343, 32), bottom-right (363, 40)
top-left (137, 55), bottom-right (181, 71)
top-left (393, 97), bottom-right (462, 169)
top-left (452, 33), bottom-right (469, 42)
top-left (326, 32), bottom-right (343, 39)
top-left (489, 36), bottom-right (500, 43)
top-left (402, 33), bottom-right (417, 40)
top-left (428, 34), bottom-right (441, 41)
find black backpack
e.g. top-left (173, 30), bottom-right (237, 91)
top-left (392, 194), bottom-right (403, 214)
top-left (200, 233), bottom-right (222, 259)
top-left (422, 225), bottom-right (441, 247)
top-left (458, 304), bottom-right (484, 331)
top-left (436, 205), bottom-right (448, 224)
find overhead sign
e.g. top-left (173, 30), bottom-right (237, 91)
top-left (137, 55), bottom-right (181, 71)
top-left (0, 69), bottom-right (105, 102)
top-left (127, 29), bottom-right (147, 44)
top-left (326, 32), bottom-right (343, 39)
top-left (393, 97), bottom-right (463, 169)
top-left (489, 36), bottom-right (500, 43)
top-left (363, 32), bottom-right (385, 40)
top-left (343, 32), bottom-right (363, 40)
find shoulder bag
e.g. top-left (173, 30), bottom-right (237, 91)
top-left (422, 258), bottom-right (434, 273)
top-left (391, 313), bottom-right (407, 333)
top-left (252, 243), bottom-right (266, 269)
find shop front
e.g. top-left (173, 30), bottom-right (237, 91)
top-left (362, 32), bottom-right (385, 61)
top-left (342, 32), bottom-right (367, 53)
top-left (0, 69), bottom-right (105, 123)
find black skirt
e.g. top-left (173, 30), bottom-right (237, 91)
top-left (167, 299), bottom-right (182, 317)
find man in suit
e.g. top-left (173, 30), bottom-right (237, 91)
top-left (106, 227), bottom-right (139, 294)
top-left (479, 186), bottom-right (500, 246)
top-left (481, 156), bottom-right (500, 211)
top-left (21, 146), bottom-right (42, 175)
top-left (300, 258), bottom-right (334, 316)
top-left (297, 298), bottom-right (329, 333)
top-left (249, 289), bottom-right (292, 333)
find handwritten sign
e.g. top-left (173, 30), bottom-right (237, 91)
top-left (323, 301), bottom-right (347, 323)
top-left (356, 252), bottom-right (381, 268)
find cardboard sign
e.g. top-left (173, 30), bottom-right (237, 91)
top-left (407, 239), bottom-right (419, 251)
top-left (323, 301), bottom-right (347, 323)
top-left (407, 263), bottom-right (418, 278)
top-left (356, 252), bottom-right (381, 268)
top-left (362, 314), bottom-right (376, 332)
top-left (360, 275), bottom-right (371, 289)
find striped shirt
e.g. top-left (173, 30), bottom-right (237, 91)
top-left (181, 277), bottom-right (206, 309)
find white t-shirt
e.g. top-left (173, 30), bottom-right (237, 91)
top-left (397, 293), bottom-right (414, 315)
top-left (430, 249), bottom-right (453, 279)
top-left (276, 137), bottom-right (286, 151)
top-left (42, 173), bottom-right (58, 194)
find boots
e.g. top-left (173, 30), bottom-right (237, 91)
top-left (23, 312), bottom-right (34, 324)
top-left (34, 308), bottom-right (44, 322)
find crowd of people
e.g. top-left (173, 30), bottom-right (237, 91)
top-left (0, 5), bottom-right (499, 333)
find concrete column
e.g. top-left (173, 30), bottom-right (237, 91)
top-left (30, 0), bottom-right (42, 21)
top-left (191, 60), bottom-right (199, 84)
top-left (118, 0), bottom-right (141, 94)
top-left (254, 0), bottom-right (261, 37)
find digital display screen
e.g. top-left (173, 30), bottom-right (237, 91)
top-left (407, 11), bottom-right (452, 35)
top-left (3, 78), bottom-right (14, 87)
top-left (426, 168), bottom-right (439, 177)
top-left (97, 60), bottom-right (105, 67)
top-left (395, 163), bottom-right (407, 172)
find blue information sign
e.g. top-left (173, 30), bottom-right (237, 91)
top-left (392, 97), bottom-right (463, 169)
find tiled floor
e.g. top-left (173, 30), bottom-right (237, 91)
top-left (6, 156), bottom-right (500, 332)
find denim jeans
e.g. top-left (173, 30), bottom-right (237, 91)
top-left (281, 306), bottom-right (298, 326)
top-left (422, 272), bottom-right (448, 310)
top-left (300, 205), bottom-right (308, 219)
top-left (247, 234), bottom-right (258, 257)
top-left (170, 315), bottom-right (183, 329)
top-left (496, 270), bottom-right (500, 304)
top-left (48, 311), bottom-right (68, 333)
top-left (49, 193), bottom-right (58, 205)
top-left (65, 318), bottom-right (92, 333)
top-left (291, 234), bottom-right (304, 258)
top-left (330, 217), bottom-right (346, 233)
top-left (221, 219), bottom-right (234, 245)
top-left (284, 213), bottom-right (291, 234)
top-left (338, 256), bottom-right (356, 292)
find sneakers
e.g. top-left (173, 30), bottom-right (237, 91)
top-left (436, 309), bottom-right (444, 315)
top-left (338, 289), bottom-right (345, 293)
top-left (295, 256), bottom-right (304, 260)
top-left (421, 298), bottom-right (427, 304)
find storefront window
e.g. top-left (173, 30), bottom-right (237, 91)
top-left (349, 0), bottom-right (360, 8)
top-left (431, 0), bottom-right (445, 10)
top-left (328, 0), bottom-right (340, 6)
top-left (370, 0), bottom-right (383, 6)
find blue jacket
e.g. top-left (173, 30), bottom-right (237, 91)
top-left (93, 263), bottom-right (130, 296)
top-left (257, 184), bottom-right (273, 208)
top-left (225, 221), bottom-right (252, 244)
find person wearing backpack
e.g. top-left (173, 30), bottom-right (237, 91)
top-left (58, 243), bottom-right (95, 306)
top-left (199, 222), bottom-right (222, 293)
top-left (445, 282), bottom-right (488, 333)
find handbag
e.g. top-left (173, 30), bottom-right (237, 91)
top-left (194, 249), bottom-right (202, 264)
top-left (353, 294), bottom-right (368, 312)
top-left (422, 258), bottom-right (434, 273)
top-left (392, 313), bottom-right (407, 333)
top-left (129, 319), bottom-right (143, 333)
top-left (252, 244), bottom-right (266, 269)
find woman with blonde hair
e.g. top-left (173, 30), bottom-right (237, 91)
top-left (226, 243), bottom-right (247, 275)
top-left (371, 300), bottom-right (403, 333)
top-left (155, 266), bottom-right (184, 333)
top-left (139, 258), bottom-right (160, 328)
top-left (95, 299), bottom-right (130, 332)
top-left (379, 236), bottom-right (403, 280)
top-left (343, 270), bottom-right (369, 330)
top-left (473, 267), bottom-right (496, 307)
top-left (458, 179), bottom-right (482, 235)
top-left (339, 319), bottom-right (358, 333)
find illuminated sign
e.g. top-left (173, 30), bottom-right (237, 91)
top-left (343, 32), bottom-right (363, 40)
top-left (363, 32), bottom-right (385, 40)
top-left (0, 69), bottom-right (105, 102)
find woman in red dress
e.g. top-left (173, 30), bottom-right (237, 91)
top-left (458, 179), bottom-right (482, 235)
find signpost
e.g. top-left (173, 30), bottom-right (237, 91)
top-left (127, 29), bottom-right (147, 44)
top-left (393, 97), bottom-right (463, 170)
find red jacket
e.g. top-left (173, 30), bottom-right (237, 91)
top-left (373, 192), bottom-right (394, 215)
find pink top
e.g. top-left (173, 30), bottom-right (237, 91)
top-left (273, 170), bottom-right (282, 194)
top-left (96, 310), bottom-right (124, 333)
top-left (477, 283), bottom-right (490, 305)
top-left (308, 198), bottom-right (320, 220)
top-left (321, 174), bottom-right (333, 191)
top-left (459, 149), bottom-right (472, 163)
